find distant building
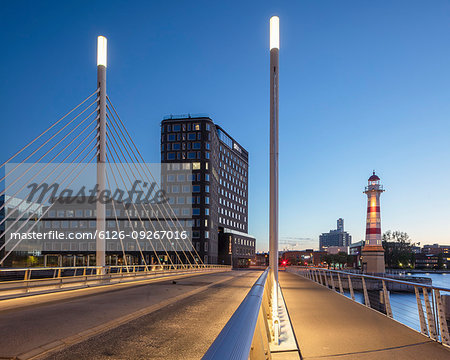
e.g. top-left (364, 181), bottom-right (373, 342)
top-left (349, 240), bottom-right (365, 268)
top-left (252, 252), bottom-right (269, 267)
top-left (422, 244), bottom-right (450, 255)
top-left (218, 228), bottom-right (256, 268)
top-left (161, 115), bottom-right (255, 265)
top-left (415, 253), bottom-right (450, 269)
top-left (319, 218), bottom-right (352, 251)
top-left (0, 195), bottom-right (43, 267)
top-left (281, 250), bottom-right (327, 266)
top-left (337, 218), bottom-right (344, 232)
top-left (325, 246), bottom-right (348, 255)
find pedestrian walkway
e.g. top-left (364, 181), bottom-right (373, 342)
top-left (279, 271), bottom-right (450, 360)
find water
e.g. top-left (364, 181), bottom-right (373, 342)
top-left (407, 272), bottom-right (450, 288)
top-left (343, 273), bottom-right (450, 334)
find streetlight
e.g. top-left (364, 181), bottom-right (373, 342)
top-left (269, 15), bottom-right (280, 344)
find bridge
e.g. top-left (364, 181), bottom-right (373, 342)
top-left (0, 17), bottom-right (449, 360)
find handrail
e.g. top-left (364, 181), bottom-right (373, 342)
top-left (202, 268), bottom-right (269, 360)
top-left (292, 266), bottom-right (450, 292)
top-left (0, 265), bottom-right (231, 299)
top-left (289, 266), bottom-right (450, 347)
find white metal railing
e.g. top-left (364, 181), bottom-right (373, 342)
top-left (0, 264), bottom-right (231, 299)
top-left (202, 268), bottom-right (273, 359)
top-left (288, 266), bottom-right (450, 347)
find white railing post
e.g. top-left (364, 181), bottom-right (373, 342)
top-left (434, 289), bottom-right (450, 346)
top-left (330, 272), bottom-right (335, 291)
top-left (338, 273), bottom-right (344, 295)
top-left (423, 288), bottom-right (438, 340)
top-left (362, 276), bottom-right (370, 308)
top-left (415, 286), bottom-right (429, 336)
top-left (382, 280), bottom-right (393, 318)
top-left (348, 274), bottom-right (355, 301)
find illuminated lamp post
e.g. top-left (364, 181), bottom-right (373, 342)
top-left (96, 36), bottom-right (107, 274)
top-left (269, 16), bottom-right (280, 343)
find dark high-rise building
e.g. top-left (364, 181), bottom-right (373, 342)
top-left (161, 115), bottom-right (255, 265)
top-left (319, 218), bottom-right (352, 251)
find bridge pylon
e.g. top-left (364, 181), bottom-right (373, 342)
top-left (96, 36), bottom-right (107, 274)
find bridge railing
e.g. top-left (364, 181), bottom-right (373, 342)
top-left (0, 264), bottom-right (230, 299)
top-left (202, 268), bottom-right (273, 360)
top-left (288, 266), bottom-right (450, 347)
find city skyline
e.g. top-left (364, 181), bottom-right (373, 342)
top-left (2, 1), bottom-right (450, 251)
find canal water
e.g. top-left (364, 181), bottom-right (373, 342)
top-left (345, 273), bottom-right (450, 334)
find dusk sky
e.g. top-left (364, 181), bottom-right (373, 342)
top-left (1, 0), bottom-right (450, 251)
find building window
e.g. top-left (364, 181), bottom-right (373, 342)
top-left (173, 124), bottom-right (181, 132)
top-left (173, 143), bottom-right (181, 150)
top-left (167, 152), bottom-right (176, 160)
top-left (177, 197), bottom-right (185, 204)
top-left (205, 197), bottom-right (210, 204)
top-left (193, 142), bottom-right (201, 150)
top-left (206, 124), bottom-right (210, 131)
top-left (167, 134), bottom-right (175, 141)
top-left (205, 185), bottom-right (210, 193)
top-left (187, 152), bottom-right (196, 159)
top-left (192, 208), bottom-right (200, 215)
top-left (205, 208), bottom-right (210, 216)
top-left (188, 133), bottom-right (196, 140)
top-left (205, 174), bottom-right (210, 181)
top-left (193, 185), bottom-right (200, 192)
top-left (192, 162), bottom-right (201, 170)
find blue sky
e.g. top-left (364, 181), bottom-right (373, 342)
top-left (1, 0), bottom-right (450, 251)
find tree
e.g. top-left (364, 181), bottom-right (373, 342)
top-left (335, 252), bottom-right (348, 269)
top-left (322, 254), bottom-right (334, 269)
top-left (382, 231), bottom-right (415, 268)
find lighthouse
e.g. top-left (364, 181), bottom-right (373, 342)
top-left (361, 171), bottom-right (386, 273)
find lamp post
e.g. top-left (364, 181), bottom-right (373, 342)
top-left (269, 16), bottom-right (280, 343)
top-left (96, 36), bottom-right (107, 274)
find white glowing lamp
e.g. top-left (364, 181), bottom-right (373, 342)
top-left (270, 16), bottom-right (279, 50)
top-left (97, 36), bottom-right (107, 67)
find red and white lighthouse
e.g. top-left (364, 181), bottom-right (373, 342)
top-left (361, 171), bottom-right (386, 273)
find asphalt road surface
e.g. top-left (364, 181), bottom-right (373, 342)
top-left (0, 270), bottom-right (260, 359)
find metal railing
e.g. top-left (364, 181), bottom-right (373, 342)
top-left (288, 266), bottom-right (450, 347)
top-left (0, 264), bottom-right (230, 299)
top-left (203, 268), bottom-right (273, 360)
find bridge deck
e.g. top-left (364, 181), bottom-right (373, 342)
top-left (280, 271), bottom-right (450, 360)
top-left (0, 270), bottom-right (260, 360)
